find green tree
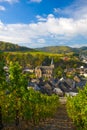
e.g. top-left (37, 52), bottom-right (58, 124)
top-left (54, 66), bottom-right (63, 78)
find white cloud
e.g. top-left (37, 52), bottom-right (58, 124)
top-left (53, 8), bottom-right (61, 14)
top-left (0, 5), bottom-right (5, 11)
top-left (29, 0), bottom-right (42, 3)
top-left (0, 0), bottom-right (19, 4)
top-left (36, 15), bottom-right (46, 21)
top-left (37, 38), bottom-right (45, 43)
top-left (54, 0), bottom-right (87, 20)
top-left (0, 13), bottom-right (87, 47)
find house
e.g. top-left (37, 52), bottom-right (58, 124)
top-left (53, 88), bottom-right (64, 96)
top-left (55, 77), bottom-right (78, 95)
top-left (79, 66), bottom-right (87, 77)
top-left (23, 68), bottom-right (34, 73)
top-left (28, 82), bottom-right (40, 91)
top-left (76, 80), bottom-right (86, 88)
top-left (65, 92), bottom-right (78, 97)
top-left (74, 75), bottom-right (81, 82)
top-left (35, 59), bottom-right (54, 79)
top-left (55, 77), bottom-right (71, 93)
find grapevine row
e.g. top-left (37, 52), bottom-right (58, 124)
top-left (0, 62), bottom-right (59, 129)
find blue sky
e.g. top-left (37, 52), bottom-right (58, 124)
top-left (0, 0), bottom-right (87, 48)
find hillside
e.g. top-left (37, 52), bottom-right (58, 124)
top-left (36, 46), bottom-right (74, 54)
top-left (0, 41), bottom-right (35, 52)
top-left (1, 41), bottom-right (87, 54)
top-left (36, 46), bottom-right (87, 54)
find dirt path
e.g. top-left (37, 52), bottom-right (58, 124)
top-left (3, 100), bottom-right (77, 130)
top-left (33, 104), bottom-right (77, 130)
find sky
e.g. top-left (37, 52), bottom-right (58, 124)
top-left (0, 0), bottom-right (87, 48)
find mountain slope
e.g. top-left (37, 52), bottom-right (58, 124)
top-left (36, 46), bottom-right (74, 53)
top-left (1, 41), bottom-right (87, 54)
top-left (36, 46), bottom-right (87, 54)
top-left (0, 41), bottom-right (34, 52)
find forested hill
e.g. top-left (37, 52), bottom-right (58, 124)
top-left (36, 46), bottom-right (75, 53)
top-left (36, 46), bottom-right (87, 54)
top-left (1, 41), bottom-right (87, 54)
top-left (0, 41), bottom-right (35, 52)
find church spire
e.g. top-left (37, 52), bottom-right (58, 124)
top-left (51, 58), bottom-right (53, 65)
top-left (50, 58), bottom-right (54, 68)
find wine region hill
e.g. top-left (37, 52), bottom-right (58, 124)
top-left (0, 41), bottom-right (35, 52)
top-left (0, 41), bottom-right (87, 55)
top-left (36, 46), bottom-right (87, 54)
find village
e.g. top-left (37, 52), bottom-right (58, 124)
top-left (3, 54), bottom-right (87, 98)
top-left (2, 52), bottom-right (87, 129)
top-left (20, 55), bottom-right (87, 97)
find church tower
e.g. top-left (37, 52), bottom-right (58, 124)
top-left (50, 58), bottom-right (54, 68)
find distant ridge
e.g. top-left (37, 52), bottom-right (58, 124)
top-left (0, 41), bottom-right (35, 52)
top-left (1, 41), bottom-right (87, 54)
top-left (36, 46), bottom-right (87, 54)
top-left (36, 46), bottom-right (73, 53)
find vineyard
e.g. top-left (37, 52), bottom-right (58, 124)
top-left (0, 89), bottom-right (59, 129)
top-left (0, 56), bottom-right (87, 130)
top-left (1, 104), bottom-right (77, 130)
top-left (67, 84), bottom-right (87, 130)
top-left (0, 61), bottom-right (59, 129)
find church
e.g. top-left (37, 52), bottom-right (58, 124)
top-left (35, 59), bottom-right (54, 79)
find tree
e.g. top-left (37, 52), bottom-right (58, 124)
top-left (54, 66), bottom-right (63, 78)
